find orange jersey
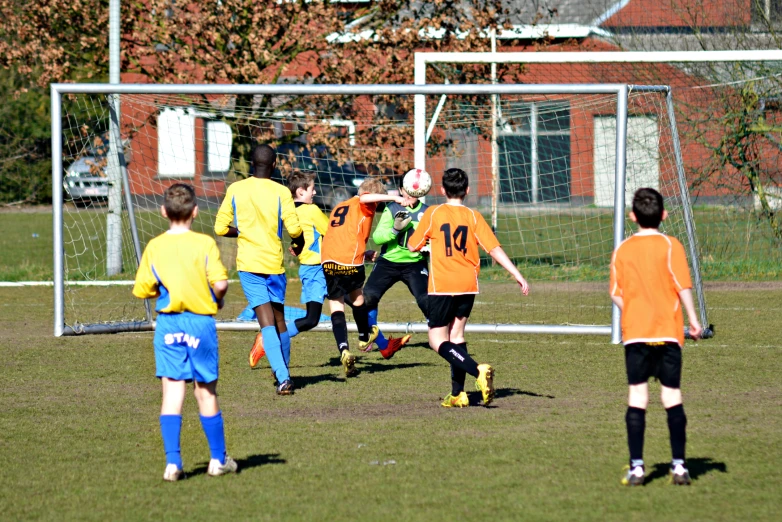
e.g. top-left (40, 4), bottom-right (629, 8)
top-left (320, 196), bottom-right (377, 266)
top-left (408, 203), bottom-right (500, 294)
top-left (609, 230), bottom-right (693, 346)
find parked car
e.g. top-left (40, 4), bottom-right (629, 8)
top-left (63, 156), bottom-right (109, 207)
top-left (273, 143), bottom-right (367, 210)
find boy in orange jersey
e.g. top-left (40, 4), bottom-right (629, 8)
top-left (610, 187), bottom-right (702, 487)
top-left (320, 178), bottom-right (415, 377)
top-left (408, 168), bottom-right (530, 407)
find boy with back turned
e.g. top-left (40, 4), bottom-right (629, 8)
top-left (133, 183), bottom-right (237, 481)
top-left (610, 187), bottom-right (702, 486)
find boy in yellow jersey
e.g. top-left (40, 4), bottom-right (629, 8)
top-left (408, 168), bottom-right (530, 407)
top-left (610, 188), bottom-right (702, 486)
top-left (215, 145), bottom-right (305, 395)
top-left (284, 171), bottom-right (329, 338)
top-left (320, 178), bottom-right (415, 377)
top-left (133, 183), bottom-right (237, 482)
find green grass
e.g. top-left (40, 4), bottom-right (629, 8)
top-left (2, 205), bottom-right (781, 283)
top-left (0, 284), bottom-right (780, 520)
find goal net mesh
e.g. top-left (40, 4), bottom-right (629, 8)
top-left (58, 87), bottom-right (703, 331)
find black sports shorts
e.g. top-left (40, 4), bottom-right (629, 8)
top-left (322, 262), bottom-right (366, 300)
top-left (363, 257), bottom-right (429, 316)
top-left (427, 294), bottom-right (475, 329)
top-left (625, 342), bottom-right (682, 389)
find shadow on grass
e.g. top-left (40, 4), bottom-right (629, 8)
top-left (187, 453), bottom-right (287, 477)
top-left (646, 457), bottom-right (728, 483)
top-left (464, 388), bottom-right (555, 406)
top-left (320, 355), bottom-right (435, 375)
top-left (293, 372), bottom-right (346, 389)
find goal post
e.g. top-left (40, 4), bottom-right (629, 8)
top-left (51, 82), bottom-right (706, 341)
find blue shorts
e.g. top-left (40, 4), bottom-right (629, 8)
top-left (238, 271), bottom-right (287, 308)
top-left (154, 312), bottom-right (218, 383)
top-left (299, 264), bottom-right (327, 304)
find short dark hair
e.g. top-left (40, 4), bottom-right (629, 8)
top-left (632, 187), bottom-right (664, 228)
top-left (163, 183), bottom-right (196, 221)
top-left (442, 168), bottom-right (469, 199)
top-left (252, 144), bottom-right (276, 176)
top-left (287, 170), bottom-right (315, 197)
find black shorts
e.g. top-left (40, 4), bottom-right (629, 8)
top-left (625, 342), bottom-right (682, 388)
top-left (363, 258), bottom-right (429, 316)
top-left (427, 294), bottom-right (475, 329)
top-left (322, 262), bottom-right (366, 300)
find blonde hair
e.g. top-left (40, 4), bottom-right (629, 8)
top-left (358, 177), bottom-right (386, 195)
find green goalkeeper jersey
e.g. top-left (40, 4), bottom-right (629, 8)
top-left (372, 201), bottom-right (429, 264)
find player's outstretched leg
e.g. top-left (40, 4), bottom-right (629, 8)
top-left (286, 301), bottom-right (323, 339)
top-left (353, 303), bottom-right (379, 352)
top-left (366, 307), bottom-right (410, 359)
top-left (434, 341), bottom-right (495, 405)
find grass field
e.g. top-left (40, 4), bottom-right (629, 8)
top-left (2, 205), bottom-right (782, 283)
top-left (1, 283), bottom-right (780, 521)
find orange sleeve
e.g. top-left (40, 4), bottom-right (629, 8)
top-left (360, 201), bottom-right (377, 217)
top-left (609, 248), bottom-right (622, 297)
top-left (408, 206), bottom-right (434, 251)
top-left (669, 238), bottom-right (692, 291)
top-left (473, 211), bottom-right (500, 253)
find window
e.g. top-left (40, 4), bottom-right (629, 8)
top-left (498, 102), bottom-right (571, 204)
top-left (205, 120), bottom-right (233, 178)
top-left (157, 108), bottom-right (195, 178)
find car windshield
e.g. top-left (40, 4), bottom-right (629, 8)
top-left (67, 157), bottom-right (105, 177)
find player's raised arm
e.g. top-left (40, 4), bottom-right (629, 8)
top-left (214, 186), bottom-right (238, 237)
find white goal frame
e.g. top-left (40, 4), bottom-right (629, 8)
top-left (52, 82), bottom-right (694, 341)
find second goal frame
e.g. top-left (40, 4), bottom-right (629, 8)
top-left (51, 82), bottom-right (701, 342)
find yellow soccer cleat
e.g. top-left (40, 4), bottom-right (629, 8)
top-left (441, 392), bottom-right (469, 408)
top-left (340, 349), bottom-right (358, 377)
top-left (475, 364), bottom-right (495, 406)
top-left (621, 465), bottom-right (646, 486)
top-left (249, 332), bottom-right (265, 368)
top-left (358, 325), bottom-right (380, 352)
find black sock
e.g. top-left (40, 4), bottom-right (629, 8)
top-left (352, 304), bottom-right (371, 342)
top-left (437, 341), bottom-right (479, 378)
top-left (666, 404), bottom-right (687, 464)
top-left (626, 407), bottom-right (646, 466)
top-left (294, 301), bottom-right (323, 333)
top-left (331, 312), bottom-right (349, 352)
top-left (451, 342), bottom-right (468, 395)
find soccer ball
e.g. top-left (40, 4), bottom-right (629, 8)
top-left (402, 168), bottom-right (432, 198)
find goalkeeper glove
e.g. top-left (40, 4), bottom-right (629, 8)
top-left (392, 210), bottom-right (412, 233)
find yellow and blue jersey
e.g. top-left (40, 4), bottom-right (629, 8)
top-left (133, 230), bottom-right (228, 315)
top-left (214, 177), bottom-right (303, 274)
top-left (295, 202), bottom-right (329, 266)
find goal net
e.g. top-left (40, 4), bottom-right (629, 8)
top-left (52, 83), bottom-right (706, 339)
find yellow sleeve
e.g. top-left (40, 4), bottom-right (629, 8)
top-left (214, 185), bottom-right (234, 236)
top-left (132, 246), bottom-right (159, 299)
top-left (206, 239), bottom-right (228, 285)
top-left (281, 189), bottom-right (303, 238)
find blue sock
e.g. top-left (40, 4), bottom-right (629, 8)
top-left (160, 414), bottom-right (183, 468)
top-left (262, 326), bottom-right (290, 382)
top-left (368, 308), bottom-right (388, 349)
top-left (199, 411), bottom-right (226, 464)
top-left (286, 320), bottom-right (299, 338)
top-left (280, 330), bottom-right (291, 367)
